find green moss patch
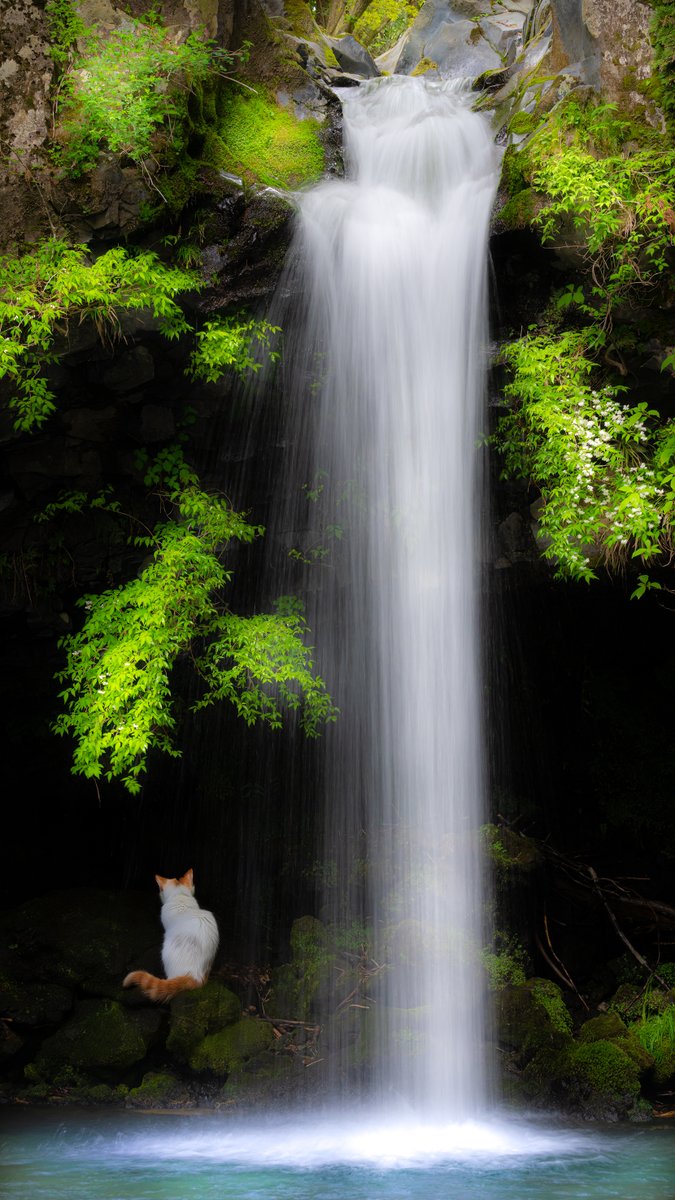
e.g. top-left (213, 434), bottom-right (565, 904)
top-left (216, 88), bottom-right (325, 189)
top-left (32, 1000), bottom-right (159, 1079)
top-left (166, 981), bottom-right (241, 1065)
top-left (190, 1017), bottom-right (274, 1074)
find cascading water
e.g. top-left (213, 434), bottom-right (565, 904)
top-left (279, 74), bottom-right (500, 1115)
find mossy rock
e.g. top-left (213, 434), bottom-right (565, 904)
top-left (166, 981), bottom-right (241, 1065)
top-left (497, 188), bottom-right (535, 231)
top-left (524, 1038), bottom-right (641, 1117)
top-left (127, 1071), bottom-right (192, 1109)
top-left (497, 982), bottom-right (571, 1062)
top-left (189, 1017), bottom-right (274, 1075)
top-left (215, 86), bottom-right (325, 190)
top-left (579, 1012), bottom-right (628, 1042)
top-left (527, 978), bottom-right (572, 1035)
top-left (411, 57), bottom-right (438, 77)
top-left (567, 1040), bottom-right (641, 1102)
top-left (0, 979), bottom-right (73, 1026)
top-left (31, 999), bottom-right (160, 1080)
top-left (579, 1013), bottom-right (654, 1076)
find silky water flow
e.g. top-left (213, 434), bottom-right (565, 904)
top-left (3, 77), bottom-right (675, 1200)
top-left (279, 74), bottom-right (499, 1115)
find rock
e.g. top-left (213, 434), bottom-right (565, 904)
top-left (62, 406), bottom-right (119, 443)
top-left (325, 34), bottom-right (379, 78)
top-left (479, 10), bottom-right (526, 64)
top-left (550, 0), bottom-right (655, 114)
top-left (166, 980), bottom-right (241, 1064)
top-left (579, 1011), bottom-right (627, 1042)
top-left (395, 3), bottom-right (503, 80)
top-left (126, 1070), bottom-right (194, 1109)
top-left (190, 1016), bottom-right (274, 1074)
top-left (33, 999), bottom-right (161, 1078)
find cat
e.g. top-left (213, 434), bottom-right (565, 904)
top-left (123, 868), bottom-right (219, 1002)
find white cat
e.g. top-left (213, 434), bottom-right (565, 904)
top-left (123, 868), bottom-right (219, 1002)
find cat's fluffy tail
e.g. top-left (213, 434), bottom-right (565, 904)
top-left (123, 970), bottom-right (202, 1002)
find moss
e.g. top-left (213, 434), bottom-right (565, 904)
top-left (411, 57), bottom-right (438, 77)
top-left (528, 978), bottom-right (573, 1035)
top-left (166, 981), bottom-right (241, 1065)
top-left (579, 1012), bottom-right (628, 1042)
top-left (0, 979), bottom-right (73, 1025)
top-left (497, 984), bottom-right (570, 1061)
top-left (190, 1017), bottom-right (274, 1074)
top-left (31, 1000), bottom-right (158, 1079)
top-left (215, 87), bottom-right (325, 190)
top-left (509, 110), bottom-right (539, 136)
top-left (127, 1071), bottom-right (187, 1108)
top-left (567, 1040), bottom-right (641, 1098)
top-left (498, 187), bottom-right (535, 230)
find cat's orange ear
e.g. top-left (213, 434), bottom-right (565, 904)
top-left (179, 868), bottom-right (194, 887)
top-left (155, 874), bottom-right (168, 889)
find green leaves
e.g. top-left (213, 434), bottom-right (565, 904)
top-left (54, 25), bottom-right (219, 175)
top-left (495, 331), bottom-right (673, 581)
top-left (54, 475), bottom-right (336, 794)
top-left (0, 240), bottom-right (202, 432)
top-left (188, 316), bottom-right (281, 384)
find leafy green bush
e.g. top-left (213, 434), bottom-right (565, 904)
top-left (0, 239), bottom-right (198, 432)
top-left (521, 99), bottom-right (675, 334)
top-left (55, 460), bottom-right (337, 794)
top-left (54, 24), bottom-right (224, 175)
top-left (495, 330), bottom-right (674, 580)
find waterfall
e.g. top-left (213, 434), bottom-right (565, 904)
top-left (276, 74), bottom-right (499, 1116)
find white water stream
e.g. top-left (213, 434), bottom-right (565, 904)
top-left (282, 75), bottom-right (500, 1114)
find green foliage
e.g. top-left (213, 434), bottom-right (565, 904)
top-left (0, 239), bottom-right (199, 432)
top-left (44, 0), bottom-right (86, 66)
top-left (631, 1005), bottom-right (675, 1084)
top-left (495, 330), bottom-right (674, 580)
top-left (351, 0), bottom-right (420, 52)
top-left (518, 99), bottom-right (675, 333)
top-left (482, 947), bottom-right (527, 989)
top-left (217, 87), bottom-right (325, 189)
top-left (54, 459), bottom-right (337, 794)
top-left (530, 978), bottom-right (573, 1035)
top-left (54, 24), bottom-right (225, 175)
top-left (188, 316), bottom-right (281, 383)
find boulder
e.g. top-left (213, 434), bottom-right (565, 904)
top-left (189, 1016), bottom-right (274, 1074)
top-left (32, 998), bottom-right (161, 1079)
top-left (166, 980), bottom-right (241, 1064)
top-left (395, 3), bottom-right (503, 80)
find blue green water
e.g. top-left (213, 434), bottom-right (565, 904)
top-left (1, 1110), bottom-right (674, 1200)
